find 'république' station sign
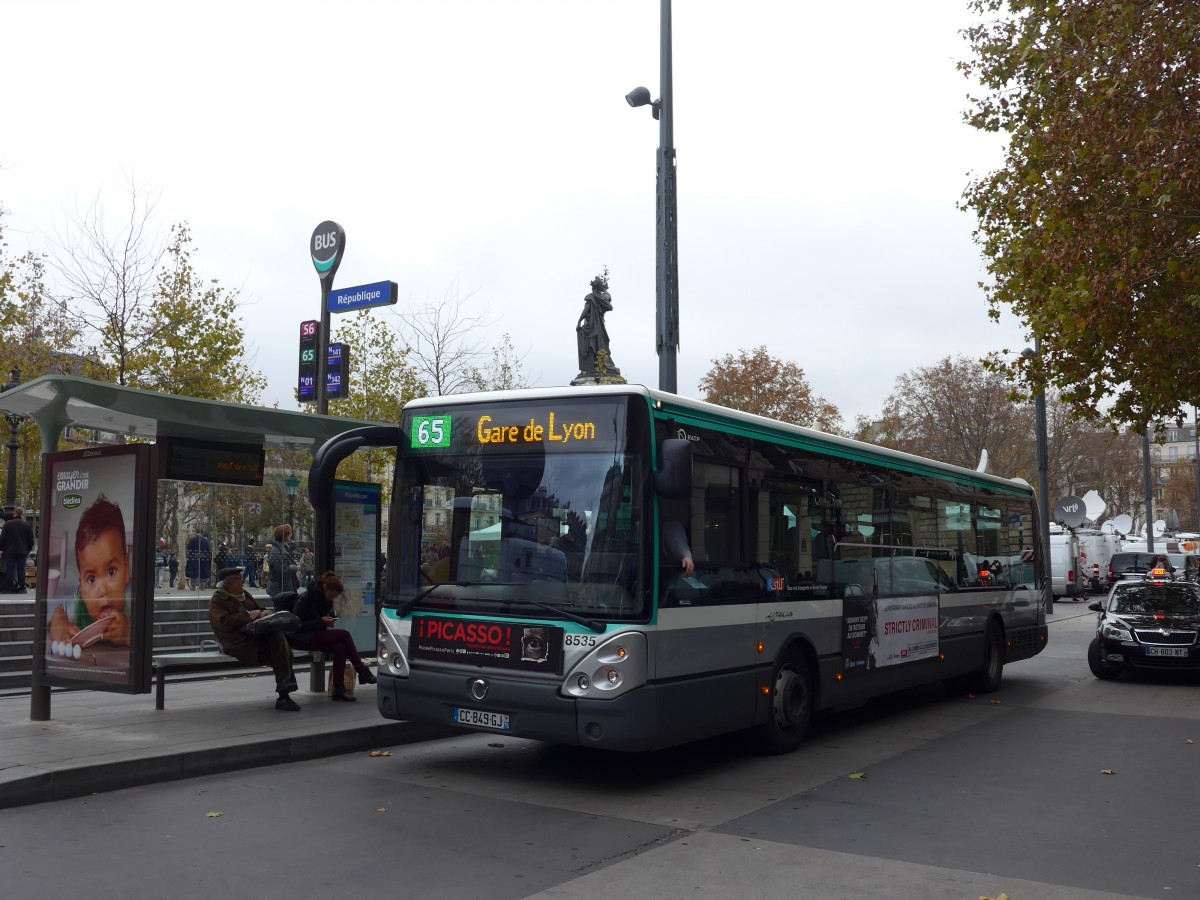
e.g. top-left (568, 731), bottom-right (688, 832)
top-left (327, 280), bottom-right (399, 313)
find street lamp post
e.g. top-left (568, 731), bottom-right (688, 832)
top-left (285, 475), bottom-right (300, 534)
top-left (2, 370), bottom-right (22, 508)
top-left (1193, 406), bottom-right (1199, 532)
top-left (1022, 346), bottom-right (1052, 615)
top-left (626, 0), bottom-right (679, 394)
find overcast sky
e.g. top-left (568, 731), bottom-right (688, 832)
top-left (2, 0), bottom-right (1027, 427)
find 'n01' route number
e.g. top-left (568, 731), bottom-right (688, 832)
top-left (412, 415), bottom-right (451, 449)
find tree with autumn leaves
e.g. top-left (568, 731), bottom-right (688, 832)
top-left (698, 346), bottom-right (840, 431)
top-left (960, 0), bottom-right (1200, 428)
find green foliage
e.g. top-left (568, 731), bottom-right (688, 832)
top-left (960, 0), bottom-right (1200, 427)
top-left (116, 223), bottom-right (267, 403)
top-left (0, 206), bottom-right (86, 505)
top-left (698, 346), bottom-right (840, 430)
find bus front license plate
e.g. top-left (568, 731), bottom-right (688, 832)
top-left (1146, 647), bottom-right (1188, 657)
top-left (454, 707), bottom-right (511, 731)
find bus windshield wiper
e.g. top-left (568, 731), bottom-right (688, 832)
top-left (455, 585), bottom-right (606, 633)
top-left (507, 596), bottom-right (606, 633)
top-left (399, 582), bottom-right (605, 633)
top-left (396, 581), bottom-right (467, 618)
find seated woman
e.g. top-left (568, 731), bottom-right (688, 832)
top-left (287, 571), bottom-right (377, 702)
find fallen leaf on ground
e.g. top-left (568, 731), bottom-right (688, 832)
top-left (206, 812), bottom-right (222, 818)
top-left (369, 750), bottom-right (392, 758)
top-left (990, 699), bottom-right (1002, 705)
top-left (848, 772), bottom-right (868, 780)
top-left (376, 808), bottom-right (387, 813)
top-left (1186, 739), bottom-right (1195, 745)
top-left (1101, 769), bottom-right (1117, 775)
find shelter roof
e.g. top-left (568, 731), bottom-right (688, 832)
top-left (0, 375), bottom-right (378, 451)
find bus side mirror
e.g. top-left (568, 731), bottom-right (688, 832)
top-left (654, 438), bottom-right (692, 499)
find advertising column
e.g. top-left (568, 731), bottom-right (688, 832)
top-left (37, 445), bottom-right (153, 692)
top-left (333, 480), bottom-right (382, 652)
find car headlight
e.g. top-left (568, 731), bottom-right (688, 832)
top-left (1102, 619), bottom-right (1133, 641)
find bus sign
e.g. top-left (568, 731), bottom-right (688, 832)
top-left (326, 342), bottom-right (349, 400)
top-left (411, 415), bottom-right (451, 448)
top-left (297, 320), bottom-right (319, 403)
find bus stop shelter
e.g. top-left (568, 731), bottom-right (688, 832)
top-left (0, 375), bottom-right (384, 719)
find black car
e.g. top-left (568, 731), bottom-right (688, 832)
top-left (1107, 552), bottom-right (1159, 587)
top-left (1088, 575), bottom-right (1200, 678)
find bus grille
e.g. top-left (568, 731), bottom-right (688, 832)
top-left (1133, 630), bottom-right (1197, 646)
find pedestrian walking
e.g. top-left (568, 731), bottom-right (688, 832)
top-left (0, 507), bottom-right (35, 593)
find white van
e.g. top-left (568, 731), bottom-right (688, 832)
top-left (1049, 531), bottom-right (1086, 600)
top-left (1076, 530), bottom-right (1120, 593)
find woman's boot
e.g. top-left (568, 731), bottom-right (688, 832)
top-left (357, 665), bottom-right (377, 685)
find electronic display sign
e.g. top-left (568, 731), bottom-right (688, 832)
top-left (297, 319), bottom-right (319, 403)
top-left (156, 437), bottom-right (265, 487)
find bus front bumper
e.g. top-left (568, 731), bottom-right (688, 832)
top-left (376, 668), bottom-right (660, 752)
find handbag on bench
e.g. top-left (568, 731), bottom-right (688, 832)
top-left (240, 610), bottom-right (301, 638)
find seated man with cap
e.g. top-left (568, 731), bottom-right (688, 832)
top-left (208, 565), bottom-right (301, 711)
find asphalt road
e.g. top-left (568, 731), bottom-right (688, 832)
top-left (2, 604), bottom-right (1196, 900)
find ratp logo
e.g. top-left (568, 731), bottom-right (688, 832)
top-left (61, 493), bottom-right (82, 509)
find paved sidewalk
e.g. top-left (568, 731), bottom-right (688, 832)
top-left (0, 671), bottom-right (452, 810)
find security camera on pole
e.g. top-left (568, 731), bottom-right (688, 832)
top-left (309, 221), bottom-right (345, 415)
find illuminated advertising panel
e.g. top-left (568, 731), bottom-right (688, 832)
top-left (38, 445), bottom-right (153, 692)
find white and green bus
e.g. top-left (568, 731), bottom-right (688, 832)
top-left (312, 385), bottom-right (1048, 753)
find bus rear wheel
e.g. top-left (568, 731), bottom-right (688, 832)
top-left (757, 651), bottom-right (813, 755)
top-left (967, 623), bottom-right (1005, 693)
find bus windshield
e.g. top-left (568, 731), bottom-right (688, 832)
top-left (391, 396), bottom-right (647, 621)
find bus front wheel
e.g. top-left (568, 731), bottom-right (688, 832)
top-left (757, 651), bottom-right (813, 755)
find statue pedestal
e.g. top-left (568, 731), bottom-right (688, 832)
top-left (571, 373), bottom-right (626, 386)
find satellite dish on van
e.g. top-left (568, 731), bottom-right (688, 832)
top-left (1101, 521), bottom-right (1115, 534)
top-left (1112, 514), bottom-right (1133, 535)
top-left (1054, 495), bottom-right (1086, 529)
top-left (1154, 519), bottom-right (1167, 536)
top-left (1082, 490), bottom-right (1106, 522)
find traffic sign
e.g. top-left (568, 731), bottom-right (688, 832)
top-left (328, 280), bottom-right (398, 314)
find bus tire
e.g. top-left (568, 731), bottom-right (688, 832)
top-left (757, 650), bottom-right (813, 755)
top-left (1087, 638), bottom-right (1119, 680)
top-left (967, 622), bottom-right (1004, 693)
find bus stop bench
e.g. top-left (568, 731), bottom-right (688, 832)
top-left (152, 642), bottom-right (324, 710)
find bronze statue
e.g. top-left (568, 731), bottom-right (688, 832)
top-left (575, 274), bottom-right (621, 380)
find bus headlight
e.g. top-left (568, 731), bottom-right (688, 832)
top-left (378, 615), bottom-right (410, 677)
top-left (562, 633), bottom-right (646, 699)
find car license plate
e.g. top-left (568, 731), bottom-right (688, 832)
top-left (453, 707), bottom-right (511, 730)
top-left (1146, 647), bottom-right (1188, 657)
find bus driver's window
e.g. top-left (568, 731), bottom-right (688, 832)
top-left (659, 498), bottom-right (696, 607)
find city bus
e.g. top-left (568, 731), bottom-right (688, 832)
top-left (310, 385), bottom-right (1048, 753)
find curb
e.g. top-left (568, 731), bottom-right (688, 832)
top-left (0, 721), bottom-right (457, 811)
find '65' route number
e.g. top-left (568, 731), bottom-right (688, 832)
top-left (564, 634), bottom-right (597, 647)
